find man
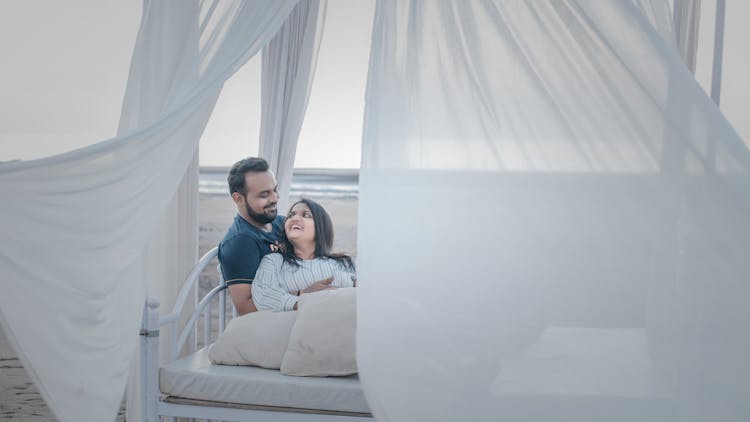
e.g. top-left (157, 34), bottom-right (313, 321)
top-left (218, 157), bottom-right (285, 315)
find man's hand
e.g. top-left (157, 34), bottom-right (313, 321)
top-left (301, 276), bottom-right (335, 294)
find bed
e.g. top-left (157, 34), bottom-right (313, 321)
top-left (138, 247), bottom-right (373, 421)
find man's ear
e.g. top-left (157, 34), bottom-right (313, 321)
top-left (231, 192), bottom-right (243, 204)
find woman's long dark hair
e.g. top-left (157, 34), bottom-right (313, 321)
top-left (280, 198), bottom-right (355, 271)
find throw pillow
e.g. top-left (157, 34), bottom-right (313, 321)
top-left (208, 310), bottom-right (296, 369)
top-left (281, 287), bottom-right (357, 376)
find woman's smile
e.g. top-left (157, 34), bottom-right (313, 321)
top-left (285, 202), bottom-right (315, 244)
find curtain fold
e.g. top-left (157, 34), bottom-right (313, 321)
top-left (0, 1), bottom-right (299, 420)
top-left (673, 0), bottom-right (702, 72)
top-left (259, 0), bottom-right (327, 212)
top-left (358, 1), bottom-right (750, 421)
top-left (118, 6), bottom-right (202, 419)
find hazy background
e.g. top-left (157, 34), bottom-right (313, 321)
top-left (0, 0), bottom-right (746, 169)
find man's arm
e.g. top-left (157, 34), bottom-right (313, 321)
top-left (227, 284), bottom-right (257, 315)
top-left (218, 235), bottom-right (263, 316)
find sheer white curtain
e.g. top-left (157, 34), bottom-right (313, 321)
top-left (117, 3), bottom-right (202, 419)
top-left (118, 0), bottom-right (203, 356)
top-left (0, 1), bottom-right (299, 420)
top-left (260, 0), bottom-right (327, 212)
top-left (673, 0), bottom-right (702, 71)
top-left (358, 1), bottom-right (750, 421)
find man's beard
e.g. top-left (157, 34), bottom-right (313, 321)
top-left (245, 200), bottom-right (277, 225)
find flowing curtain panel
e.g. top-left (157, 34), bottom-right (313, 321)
top-left (0, 1), bottom-right (299, 420)
top-left (673, 0), bottom-right (702, 72)
top-left (634, 0), bottom-right (701, 71)
top-left (117, 3), bottom-right (203, 419)
top-left (358, 1), bottom-right (750, 421)
top-left (260, 0), bottom-right (327, 212)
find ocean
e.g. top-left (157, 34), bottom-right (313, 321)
top-left (200, 167), bottom-right (359, 199)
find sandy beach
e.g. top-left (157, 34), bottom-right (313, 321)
top-left (0, 193), bottom-right (358, 421)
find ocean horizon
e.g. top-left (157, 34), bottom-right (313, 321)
top-left (200, 167), bottom-right (359, 199)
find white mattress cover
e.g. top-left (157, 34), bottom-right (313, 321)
top-left (160, 348), bottom-right (371, 413)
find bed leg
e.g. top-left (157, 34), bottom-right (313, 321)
top-left (141, 297), bottom-right (161, 422)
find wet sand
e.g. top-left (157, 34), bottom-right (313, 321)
top-left (0, 193), bottom-right (357, 421)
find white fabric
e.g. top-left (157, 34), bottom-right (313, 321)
top-left (282, 288), bottom-right (357, 376)
top-left (125, 121), bottom-right (201, 422)
top-left (119, 4), bottom-right (202, 419)
top-left (358, 1), bottom-right (750, 422)
top-left (673, 0), bottom-right (702, 72)
top-left (161, 347), bottom-right (370, 413)
top-left (489, 327), bottom-right (673, 399)
top-left (260, 0), bottom-right (327, 212)
top-left (489, 327), bottom-right (675, 420)
top-left (0, 1), bottom-right (300, 420)
top-left (633, 0), bottom-right (679, 44)
top-left (692, 2), bottom-right (750, 144)
top-left (209, 311), bottom-right (297, 369)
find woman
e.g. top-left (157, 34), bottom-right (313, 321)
top-left (252, 198), bottom-right (356, 311)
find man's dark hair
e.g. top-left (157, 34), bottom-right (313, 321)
top-left (227, 157), bottom-right (270, 195)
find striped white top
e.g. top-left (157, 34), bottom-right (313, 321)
top-left (252, 253), bottom-right (356, 311)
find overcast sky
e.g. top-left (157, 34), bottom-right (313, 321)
top-left (0, 0), bottom-right (373, 168)
top-left (0, 1), bottom-right (746, 168)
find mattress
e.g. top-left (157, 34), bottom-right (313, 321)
top-left (160, 347), bottom-right (371, 414)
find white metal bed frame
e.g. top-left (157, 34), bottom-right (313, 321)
top-left (138, 247), bottom-right (373, 421)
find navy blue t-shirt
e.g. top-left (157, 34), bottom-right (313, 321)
top-left (218, 214), bottom-right (284, 285)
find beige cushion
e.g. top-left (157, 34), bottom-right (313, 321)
top-left (281, 288), bottom-right (358, 376)
top-left (208, 310), bottom-right (296, 369)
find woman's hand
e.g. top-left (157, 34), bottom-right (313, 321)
top-left (293, 277), bottom-right (335, 310)
top-left (301, 276), bottom-right (335, 294)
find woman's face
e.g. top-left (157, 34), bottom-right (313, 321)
top-left (285, 202), bottom-right (315, 245)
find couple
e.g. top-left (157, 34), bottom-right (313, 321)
top-left (218, 157), bottom-right (355, 315)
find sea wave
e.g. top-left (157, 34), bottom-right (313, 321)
top-left (200, 168), bottom-right (358, 199)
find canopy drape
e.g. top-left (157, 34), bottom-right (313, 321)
top-left (2, 1), bottom-right (749, 421)
top-left (673, 0), bottom-right (702, 72)
top-left (358, 1), bottom-right (750, 421)
top-left (260, 0), bottom-right (327, 212)
top-left (117, 3), bottom-right (203, 419)
top-left (0, 1), bottom-right (300, 420)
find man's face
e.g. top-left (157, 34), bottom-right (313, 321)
top-left (234, 171), bottom-right (278, 226)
